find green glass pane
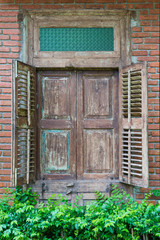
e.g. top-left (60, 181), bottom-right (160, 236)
top-left (40, 28), bottom-right (114, 51)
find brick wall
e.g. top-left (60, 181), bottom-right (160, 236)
top-left (0, 0), bottom-right (159, 202)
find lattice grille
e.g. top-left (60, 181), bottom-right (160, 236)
top-left (40, 28), bottom-right (114, 51)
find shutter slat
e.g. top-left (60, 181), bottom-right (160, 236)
top-left (12, 61), bottom-right (37, 186)
top-left (119, 62), bottom-right (148, 187)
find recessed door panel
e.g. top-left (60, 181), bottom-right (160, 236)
top-left (84, 76), bottom-right (111, 118)
top-left (41, 130), bottom-right (70, 174)
top-left (77, 71), bottom-right (119, 180)
top-left (42, 76), bottom-right (70, 119)
top-left (84, 129), bottom-right (113, 173)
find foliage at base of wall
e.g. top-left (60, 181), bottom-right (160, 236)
top-left (0, 186), bottom-right (160, 240)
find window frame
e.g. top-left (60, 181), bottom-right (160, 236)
top-left (23, 10), bottom-right (131, 68)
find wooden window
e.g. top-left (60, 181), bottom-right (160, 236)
top-left (12, 61), bottom-right (148, 189)
top-left (119, 63), bottom-right (148, 188)
top-left (12, 61), bottom-right (37, 186)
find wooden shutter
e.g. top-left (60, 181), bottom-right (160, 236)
top-left (12, 61), bottom-right (37, 186)
top-left (119, 63), bottom-right (148, 187)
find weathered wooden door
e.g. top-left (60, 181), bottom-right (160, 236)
top-left (36, 70), bottom-right (119, 204)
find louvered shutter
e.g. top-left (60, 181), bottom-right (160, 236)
top-left (12, 61), bottom-right (37, 186)
top-left (119, 63), bottom-right (148, 187)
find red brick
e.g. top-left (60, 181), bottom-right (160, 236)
top-left (148, 125), bottom-right (160, 130)
top-left (0, 169), bottom-right (11, 175)
top-left (0, 183), bottom-right (7, 188)
top-left (0, 157), bottom-right (11, 163)
top-left (0, 53), bottom-right (19, 58)
top-left (149, 181), bottom-right (160, 187)
top-left (3, 163), bottom-right (11, 169)
top-left (0, 82), bottom-right (11, 88)
top-left (136, 194), bottom-right (144, 199)
top-left (3, 41), bottom-right (21, 46)
top-left (33, 0), bottom-right (52, 2)
top-left (152, 131), bottom-right (160, 136)
top-left (149, 162), bottom-right (160, 168)
top-left (150, 9), bottom-right (160, 14)
top-left (3, 29), bottom-right (20, 35)
top-left (148, 143), bottom-right (154, 148)
top-left (0, 47), bottom-right (9, 52)
top-left (131, 33), bottom-right (150, 38)
top-left (144, 39), bottom-right (159, 44)
top-left (140, 188), bottom-right (152, 193)
top-left (132, 51), bottom-right (147, 56)
top-left (138, 44), bottom-right (157, 50)
top-left (148, 105), bottom-right (153, 110)
top-left (155, 118), bottom-right (160, 123)
top-left (156, 169), bottom-right (160, 174)
top-left (0, 71), bottom-right (11, 76)
top-left (151, 33), bottom-right (160, 37)
top-left (156, 156), bottom-right (160, 162)
top-left (149, 168), bottom-right (154, 173)
top-left (144, 26), bottom-right (159, 32)
top-left (107, 4), bottom-right (126, 9)
top-left (148, 118), bottom-right (153, 123)
top-left (152, 21), bottom-right (160, 26)
top-left (0, 23), bottom-right (19, 29)
top-left (0, 100), bottom-right (11, 106)
top-left (0, 95), bottom-right (11, 100)
top-left (10, 35), bottom-right (21, 41)
top-left (0, 119), bottom-right (11, 124)
top-left (0, 35), bottom-right (9, 40)
top-left (135, 4), bottom-right (154, 9)
top-left (0, 176), bottom-right (11, 181)
top-left (0, 12), bottom-right (18, 16)
top-left (85, 4), bottom-right (105, 8)
top-left (151, 75), bottom-right (159, 80)
top-left (150, 62), bottom-right (159, 67)
top-left (148, 80), bottom-right (158, 85)
top-left (64, 4), bottom-right (83, 9)
top-left (132, 27), bottom-right (142, 32)
top-left (43, 5), bottom-right (62, 9)
top-left (139, 10), bottom-right (148, 15)
top-left (3, 113), bottom-right (11, 118)
top-left (22, 5), bottom-right (41, 9)
top-left (97, 0), bottom-right (116, 2)
top-left (0, 189), bottom-right (11, 194)
top-left (148, 68), bottom-right (156, 73)
top-left (155, 144), bottom-right (160, 149)
top-left (0, 0), bottom-right (14, 2)
top-left (0, 107), bottom-right (11, 112)
top-left (154, 105), bottom-right (160, 111)
top-left (150, 50), bottom-right (159, 56)
top-left (137, 56), bottom-right (157, 61)
top-left (15, 0), bottom-right (33, 2)
top-left (0, 132), bottom-right (11, 137)
top-left (0, 17), bottom-right (17, 22)
top-left (140, 21), bottom-right (151, 26)
top-left (0, 65), bottom-right (11, 70)
top-left (132, 38), bottom-right (143, 44)
top-left (139, 15), bottom-right (158, 20)
top-left (3, 150), bottom-right (11, 156)
top-left (0, 59), bottom-right (6, 63)
top-left (11, 47), bottom-right (21, 53)
top-left (55, 0), bottom-right (74, 2)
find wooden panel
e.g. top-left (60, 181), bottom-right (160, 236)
top-left (41, 130), bottom-right (70, 174)
top-left (83, 75), bottom-right (111, 118)
top-left (119, 63), bottom-right (148, 187)
top-left (42, 75), bottom-right (70, 119)
top-left (84, 130), bottom-right (113, 173)
top-left (77, 70), bottom-right (119, 180)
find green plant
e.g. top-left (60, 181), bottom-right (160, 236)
top-left (0, 186), bottom-right (160, 240)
